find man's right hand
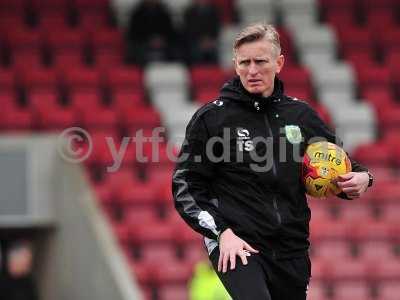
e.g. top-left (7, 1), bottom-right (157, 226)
top-left (217, 228), bottom-right (259, 273)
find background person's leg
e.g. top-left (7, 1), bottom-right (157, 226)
top-left (209, 248), bottom-right (272, 300)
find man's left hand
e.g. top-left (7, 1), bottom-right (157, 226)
top-left (336, 172), bottom-right (370, 199)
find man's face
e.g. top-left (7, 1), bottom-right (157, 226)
top-left (234, 38), bottom-right (284, 97)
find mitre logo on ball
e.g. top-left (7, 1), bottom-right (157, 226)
top-left (302, 141), bottom-right (352, 198)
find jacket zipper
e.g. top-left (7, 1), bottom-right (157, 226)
top-left (262, 110), bottom-right (282, 226)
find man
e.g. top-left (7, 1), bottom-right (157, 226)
top-left (172, 23), bottom-right (373, 299)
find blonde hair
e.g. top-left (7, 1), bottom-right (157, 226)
top-left (233, 23), bottom-right (281, 57)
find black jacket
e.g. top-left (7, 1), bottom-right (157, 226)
top-left (172, 76), bottom-right (367, 258)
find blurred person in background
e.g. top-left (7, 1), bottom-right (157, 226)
top-left (0, 239), bottom-right (38, 300)
top-left (125, 0), bottom-right (179, 65)
top-left (173, 23), bottom-right (372, 299)
top-left (182, 0), bottom-right (221, 65)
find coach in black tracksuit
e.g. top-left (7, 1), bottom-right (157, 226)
top-left (172, 23), bottom-right (372, 300)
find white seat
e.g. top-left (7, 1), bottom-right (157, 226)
top-left (145, 62), bottom-right (189, 93)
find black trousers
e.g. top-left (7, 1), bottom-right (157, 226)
top-left (209, 248), bottom-right (311, 300)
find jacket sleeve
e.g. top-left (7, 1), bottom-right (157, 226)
top-left (172, 112), bottom-right (229, 240)
top-left (301, 105), bottom-right (369, 199)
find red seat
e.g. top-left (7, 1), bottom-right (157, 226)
top-left (379, 203), bottom-right (400, 223)
top-left (139, 244), bottom-right (178, 264)
top-left (94, 50), bottom-right (123, 69)
top-left (361, 0), bottom-right (398, 14)
top-left (18, 67), bottom-right (58, 90)
top-left (335, 201), bottom-right (374, 222)
top-left (278, 66), bottom-right (312, 90)
top-left (119, 106), bottom-right (161, 131)
top-left (158, 285), bottom-right (188, 300)
top-left (36, 105), bottom-right (77, 130)
top-left (81, 107), bottom-right (118, 129)
top-left (371, 258), bottom-right (400, 281)
top-left (377, 28), bottom-right (400, 55)
top-left (309, 219), bottom-right (352, 243)
top-left (308, 200), bottom-right (334, 222)
top-left (63, 67), bottom-right (101, 91)
top-left (44, 28), bottom-right (86, 51)
top-left (29, 89), bottom-right (59, 111)
top-left (12, 51), bottom-right (43, 69)
top-left (336, 27), bottom-right (374, 58)
top-left (83, 129), bottom-right (119, 167)
top-left (79, 11), bottom-right (111, 33)
top-left (332, 281), bottom-right (373, 300)
top-left (153, 260), bottom-right (192, 285)
top-left (307, 281), bottom-right (327, 300)
top-left (352, 142), bottom-right (392, 167)
top-left (0, 69), bottom-right (16, 89)
top-left (52, 50), bottom-right (85, 70)
top-left (75, 0), bottom-right (109, 11)
top-left (123, 206), bottom-right (159, 226)
top-left (358, 241), bottom-right (396, 263)
top-left (324, 258), bottom-right (370, 282)
top-left (190, 65), bottom-right (226, 91)
top-left (117, 182), bottom-right (161, 207)
top-left (111, 90), bottom-right (146, 111)
top-left (362, 89), bottom-right (396, 110)
top-left (377, 105), bottom-right (400, 131)
top-left (182, 244), bottom-right (207, 268)
top-left (0, 91), bottom-right (18, 111)
top-left (324, 11), bottom-right (356, 30)
top-left (31, 0), bottom-right (69, 12)
top-left (312, 240), bottom-right (353, 260)
top-left (378, 282), bottom-right (400, 300)
top-left (131, 261), bottom-right (154, 286)
top-left (0, 107), bottom-right (33, 131)
top-left (353, 220), bottom-right (398, 242)
top-left (366, 10), bottom-right (397, 32)
top-left (90, 29), bottom-right (124, 52)
top-left (132, 221), bottom-right (174, 245)
top-left (368, 179), bottom-right (400, 204)
top-left (105, 66), bottom-right (143, 91)
top-left (319, 0), bottom-right (358, 15)
top-left (5, 27), bottom-right (42, 52)
top-left (69, 90), bottom-right (103, 113)
top-left (356, 64), bottom-right (391, 92)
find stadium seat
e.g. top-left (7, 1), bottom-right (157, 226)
top-left (132, 221), bottom-right (175, 246)
top-left (117, 182), bottom-right (161, 208)
top-left (52, 50), bottom-right (85, 70)
top-left (324, 258), bottom-right (370, 282)
top-left (36, 105), bottom-right (77, 130)
top-left (158, 284), bottom-right (188, 300)
top-left (332, 281), bottom-right (373, 300)
top-left (312, 240), bottom-right (353, 260)
top-left (0, 69), bottom-right (16, 90)
top-left (119, 106), bottom-right (161, 131)
top-left (81, 107), bottom-right (118, 129)
top-left (352, 142), bottom-right (392, 167)
top-left (0, 107), bottom-right (33, 131)
top-left (105, 66), bottom-right (143, 91)
top-left (377, 282), bottom-right (400, 300)
top-left (335, 202), bottom-right (375, 222)
top-left (111, 89), bottom-right (146, 111)
top-left (18, 66), bottom-right (58, 90)
top-left (90, 28), bottom-right (124, 53)
top-left (69, 90), bottom-right (103, 113)
top-left (123, 206), bottom-right (160, 226)
top-left (371, 258), bottom-right (400, 282)
top-left (138, 244), bottom-right (179, 264)
top-left (358, 241), bottom-right (396, 263)
top-left (62, 66), bottom-right (101, 91)
top-left (307, 281), bottom-right (327, 300)
top-left (153, 260), bottom-right (192, 286)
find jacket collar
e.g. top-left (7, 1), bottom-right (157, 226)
top-left (220, 76), bottom-right (285, 111)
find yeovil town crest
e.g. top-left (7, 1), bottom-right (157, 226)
top-left (285, 125), bottom-right (302, 144)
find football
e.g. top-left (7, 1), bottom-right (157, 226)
top-left (302, 141), bottom-right (352, 198)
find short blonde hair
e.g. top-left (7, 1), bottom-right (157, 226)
top-left (233, 23), bottom-right (281, 57)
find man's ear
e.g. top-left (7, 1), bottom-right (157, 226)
top-left (275, 55), bottom-right (285, 74)
top-left (233, 57), bottom-right (240, 76)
